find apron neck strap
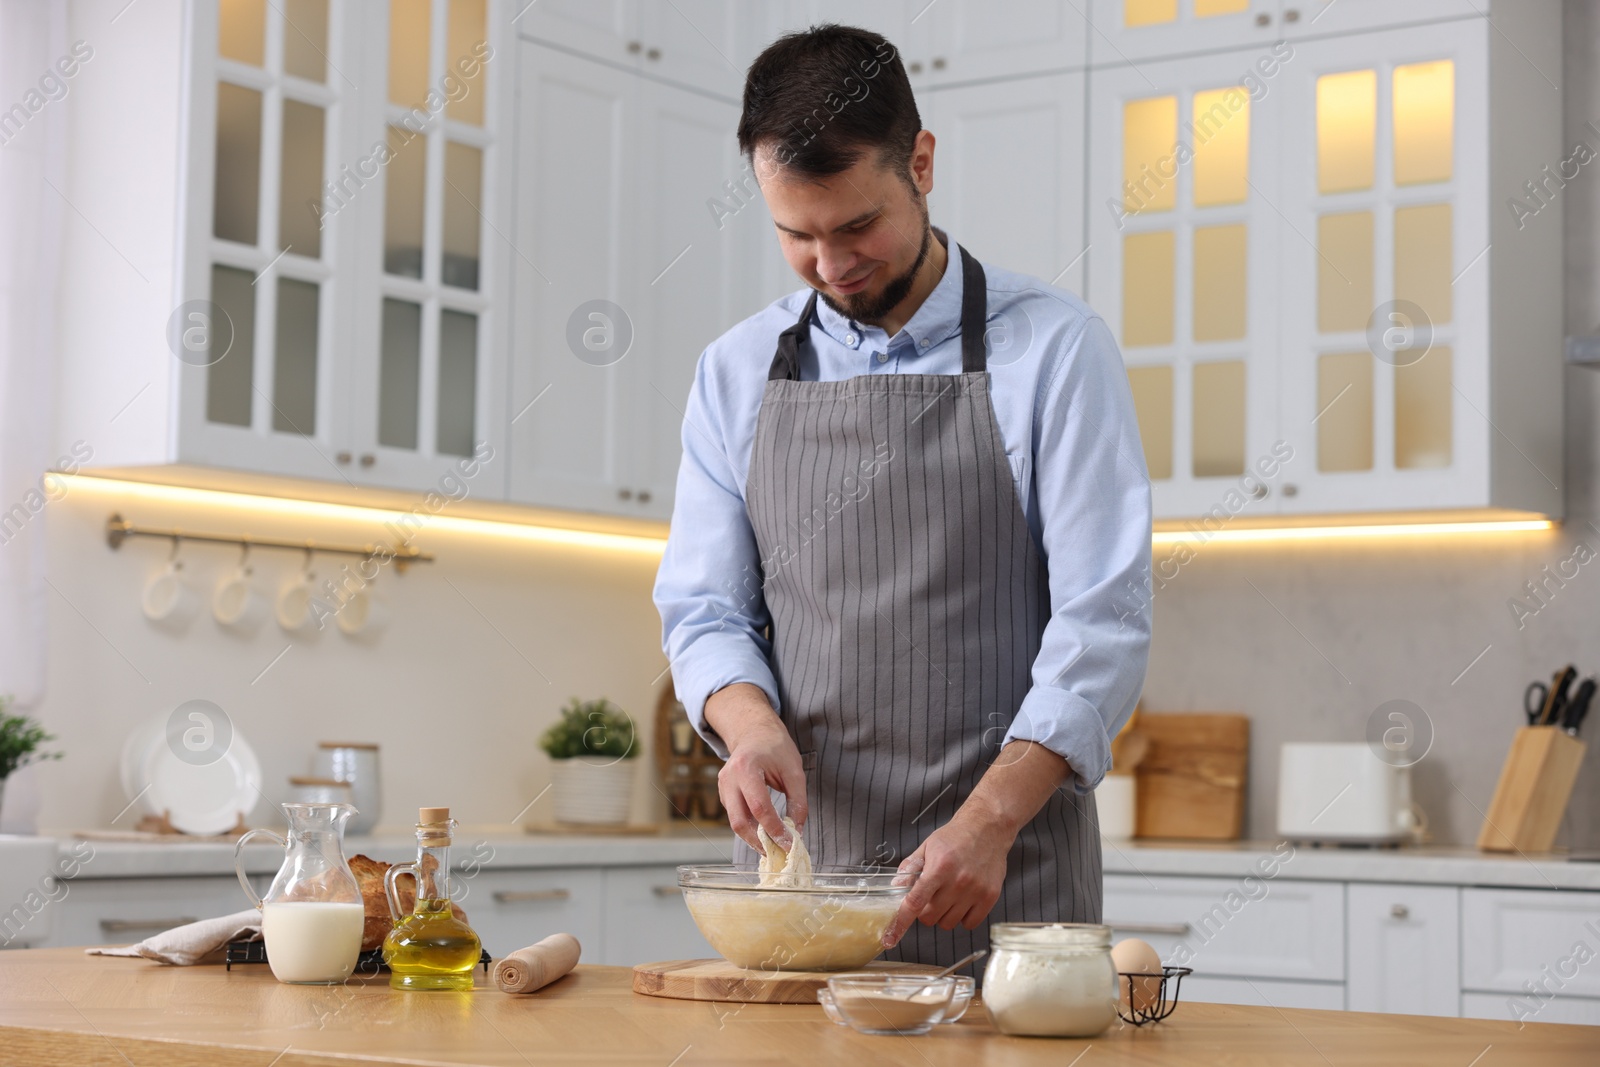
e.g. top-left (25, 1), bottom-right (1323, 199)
top-left (768, 240), bottom-right (989, 382)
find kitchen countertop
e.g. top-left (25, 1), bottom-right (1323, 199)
top-left (1102, 838), bottom-right (1600, 891)
top-left (4, 947), bottom-right (1593, 1065)
top-left (57, 829), bottom-right (1600, 890)
top-left (56, 827), bottom-right (737, 879)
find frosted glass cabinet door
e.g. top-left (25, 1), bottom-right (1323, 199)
top-left (1272, 22), bottom-right (1488, 514)
top-left (1088, 0), bottom-right (1284, 65)
top-left (1086, 52), bottom-right (1282, 519)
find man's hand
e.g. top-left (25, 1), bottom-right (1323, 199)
top-left (881, 740), bottom-right (1071, 948)
top-left (704, 683), bottom-right (807, 853)
top-left (882, 808), bottom-right (1012, 946)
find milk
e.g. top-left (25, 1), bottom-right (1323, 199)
top-left (261, 902), bottom-right (364, 984)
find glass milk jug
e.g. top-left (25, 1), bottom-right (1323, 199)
top-left (234, 802), bottom-right (364, 984)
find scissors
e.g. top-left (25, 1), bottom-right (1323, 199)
top-left (1525, 667), bottom-right (1578, 725)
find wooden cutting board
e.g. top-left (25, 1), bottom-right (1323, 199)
top-left (632, 958), bottom-right (943, 1003)
top-left (1134, 712), bottom-right (1249, 840)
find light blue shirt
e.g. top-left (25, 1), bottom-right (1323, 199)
top-left (653, 237), bottom-right (1152, 794)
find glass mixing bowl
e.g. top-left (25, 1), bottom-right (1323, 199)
top-left (677, 864), bottom-right (915, 971)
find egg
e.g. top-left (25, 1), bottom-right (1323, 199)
top-left (1110, 937), bottom-right (1164, 1012)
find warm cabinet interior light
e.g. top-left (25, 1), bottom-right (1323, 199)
top-left (56, 475), bottom-right (670, 554)
top-left (1152, 520), bottom-right (1554, 545)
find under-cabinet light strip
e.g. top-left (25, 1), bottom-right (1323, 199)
top-left (60, 475), bottom-right (1554, 552)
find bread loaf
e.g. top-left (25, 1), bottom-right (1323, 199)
top-left (349, 853), bottom-right (470, 952)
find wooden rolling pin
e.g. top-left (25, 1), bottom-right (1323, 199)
top-left (493, 933), bottom-right (582, 994)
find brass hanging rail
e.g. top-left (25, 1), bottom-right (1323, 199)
top-left (104, 513), bottom-right (434, 572)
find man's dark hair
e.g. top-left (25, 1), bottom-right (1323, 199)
top-left (737, 24), bottom-right (921, 184)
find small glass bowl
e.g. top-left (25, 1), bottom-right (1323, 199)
top-left (820, 975), bottom-right (974, 1026)
top-left (818, 973), bottom-right (956, 1036)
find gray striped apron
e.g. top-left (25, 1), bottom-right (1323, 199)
top-left (739, 241), bottom-right (1101, 972)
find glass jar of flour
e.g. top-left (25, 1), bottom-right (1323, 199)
top-left (983, 923), bottom-right (1118, 1037)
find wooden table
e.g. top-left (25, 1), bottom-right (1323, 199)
top-left (1, 947), bottom-right (1593, 1066)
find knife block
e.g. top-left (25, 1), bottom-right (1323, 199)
top-left (1476, 726), bottom-right (1586, 853)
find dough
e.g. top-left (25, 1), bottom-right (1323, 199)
top-left (757, 817), bottom-right (813, 888)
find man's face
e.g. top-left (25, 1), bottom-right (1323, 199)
top-left (757, 136), bottom-right (935, 325)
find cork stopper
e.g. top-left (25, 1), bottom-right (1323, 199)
top-left (418, 806), bottom-right (452, 845)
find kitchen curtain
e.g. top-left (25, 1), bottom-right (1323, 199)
top-left (0, 0), bottom-right (67, 716)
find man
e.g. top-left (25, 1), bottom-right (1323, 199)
top-left (654, 24), bottom-right (1152, 969)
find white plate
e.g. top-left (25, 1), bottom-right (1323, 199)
top-left (119, 716), bottom-right (165, 815)
top-left (126, 713), bottom-right (262, 835)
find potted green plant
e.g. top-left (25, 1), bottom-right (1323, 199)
top-left (539, 698), bottom-right (638, 825)
top-left (0, 696), bottom-right (63, 819)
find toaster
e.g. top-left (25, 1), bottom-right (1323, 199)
top-left (1277, 743), bottom-right (1416, 845)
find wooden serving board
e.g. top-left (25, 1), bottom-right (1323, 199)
top-left (632, 958), bottom-right (943, 1003)
top-left (1134, 712), bottom-right (1250, 841)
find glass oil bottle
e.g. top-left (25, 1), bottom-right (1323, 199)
top-left (382, 806), bottom-right (482, 990)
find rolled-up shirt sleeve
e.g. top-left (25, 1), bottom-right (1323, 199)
top-left (653, 350), bottom-right (777, 758)
top-left (1004, 314), bottom-right (1152, 794)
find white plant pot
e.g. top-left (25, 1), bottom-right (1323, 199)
top-left (551, 757), bottom-right (635, 825)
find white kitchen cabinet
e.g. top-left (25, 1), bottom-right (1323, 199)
top-left (1086, 47), bottom-right (1284, 516)
top-left (1461, 991), bottom-right (1600, 1027)
top-left (1103, 874), bottom-right (1346, 981)
top-left (1088, 0), bottom-right (1484, 66)
top-left (466, 867), bottom-right (605, 960)
top-left (513, 0), bottom-right (747, 99)
top-left (1347, 883), bottom-right (1460, 1017)
top-left (1461, 888), bottom-right (1600, 1001)
top-left (64, 0), bottom-right (512, 496)
top-left (50, 875), bottom-right (264, 949)
top-left (508, 40), bottom-right (745, 521)
top-left (923, 71), bottom-right (1088, 295)
top-left (600, 866), bottom-right (716, 965)
top-left (1087, 6), bottom-right (1564, 521)
top-left (1182, 974), bottom-right (1346, 1010)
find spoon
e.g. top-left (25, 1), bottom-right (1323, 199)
top-left (911, 948), bottom-right (988, 997)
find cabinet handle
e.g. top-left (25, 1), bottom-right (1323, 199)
top-left (646, 47), bottom-right (661, 61)
top-left (1249, 483), bottom-right (1269, 500)
top-left (100, 917), bottom-right (199, 933)
top-left (493, 889), bottom-right (571, 903)
top-left (651, 885), bottom-right (682, 897)
top-left (626, 40), bottom-right (642, 54)
top-left (1106, 920), bottom-right (1190, 936)
top-left (1255, 12), bottom-right (1271, 26)
top-left (1390, 903), bottom-right (1410, 920)
top-left (1281, 483), bottom-right (1299, 498)
top-left (618, 488), bottom-right (633, 501)
top-left (335, 451), bottom-right (352, 465)
top-left (637, 490), bottom-right (652, 504)
top-left (1283, 8), bottom-right (1300, 22)
top-left (931, 57), bottom-right (946, 70)
top-left (909, 61), bottom-right (923, 74)
top-left (359, 454), bottom-right (375, 468)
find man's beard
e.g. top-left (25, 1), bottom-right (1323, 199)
top-left (818, 202), bottom-right (932, 326)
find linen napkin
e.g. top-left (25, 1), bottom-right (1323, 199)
top-left (86, 910), bottom-right (261, 966)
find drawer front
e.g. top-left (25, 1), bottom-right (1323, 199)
top-left (466, 868), bottom-right (604, 961)
top-left (50, 876), bottom-right (260, 948)
top-left (600, 866), bottom-right (716, 966)
top-left (1104, 874), bottom-right (1345, 980)
top-left (1347, 883), bottom-right (1461, 1017)
top-left (1461, 991), bottom-right (1600, 1026)
top-left (1183, 975), bottom-right (1346, 1011)
top-left (1461, 888), bottom-right (1600, 998)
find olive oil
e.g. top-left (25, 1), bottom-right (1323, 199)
top-left (382, 807), bottom-right (483, 991)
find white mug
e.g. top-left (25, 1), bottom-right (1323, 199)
top-left (142, 560), bottom-right (198, 625)
top-left (1097, 774), bottom-right (1137, 840)
top-left (336, 587), bottom-right (389, 638)
top-left (213, 564), bottom-right (266, 630)
top-left (276, 568), bottom-right (326, 635)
